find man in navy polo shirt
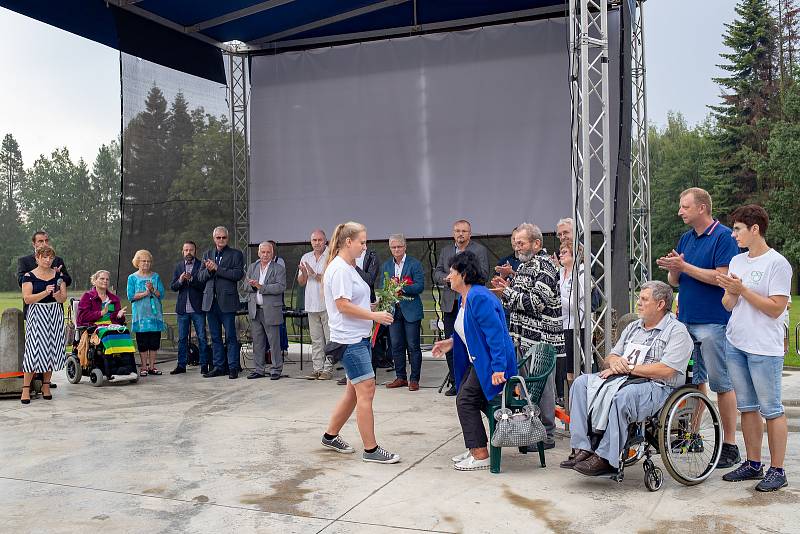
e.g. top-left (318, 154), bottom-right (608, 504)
top-left (656, 187), bottom-right (741, 468)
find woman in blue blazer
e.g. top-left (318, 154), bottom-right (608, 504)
top-left (432, 251), bottom-right (517, 471)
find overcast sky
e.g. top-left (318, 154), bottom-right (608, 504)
top-left (0, 0), bottom-right (737, 167)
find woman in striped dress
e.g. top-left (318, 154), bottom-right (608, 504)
top-left (20, 245), bottom-right (67, 404)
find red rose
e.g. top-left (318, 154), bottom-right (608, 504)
top-left (402, 276), bottom-right (413, 285)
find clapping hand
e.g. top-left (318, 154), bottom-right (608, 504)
top-left (204, 258), bottom-right (218, 272)
top-left (248, 278), bottom-right (261, 289)
top-left (117, 306), bottom-right (127, 319)
top-left (495, 263), bottom-right (514, 277)
top-left (716, 272), bottom-right (745, 295)
top-left (655, 249), bottom-right (685, 274)
top-left (145, 281), bottom-right (154, 293)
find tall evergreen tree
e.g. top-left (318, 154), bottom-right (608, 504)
top-left (0, 133), bottom-right (24, 209)
top-left (711, 0), bottom-right (780, 208)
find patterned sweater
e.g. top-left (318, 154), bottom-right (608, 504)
top-left (501, 249), bottom-right (565, 356)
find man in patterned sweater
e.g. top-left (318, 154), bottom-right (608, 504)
top-left (491, 222), bottom-right (564, 448)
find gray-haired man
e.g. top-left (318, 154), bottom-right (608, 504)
top-left (561, 281), bottom-right (693, 476)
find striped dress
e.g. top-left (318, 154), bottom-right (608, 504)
top-left (22, 272), bottom-right (66, 373)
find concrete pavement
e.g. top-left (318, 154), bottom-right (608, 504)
top-left (2, 350), bottom-right (800, 533)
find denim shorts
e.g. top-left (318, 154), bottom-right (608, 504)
top-left (725, 343), bottom-right (785, 419)
top-left (686, 323), bottom-right (733, 393)
top-left (341, 338), bottom-right (375, 384)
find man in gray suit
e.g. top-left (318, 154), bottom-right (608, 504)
top-left (433, 219), bottom-right (490, 396)
top-left (245, 241), bottom-right (287, 380)
top-left (197, 226), bottom-right (245, 379)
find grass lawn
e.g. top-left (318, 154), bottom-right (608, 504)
top-left (1, 290), bottom-right (798, 364)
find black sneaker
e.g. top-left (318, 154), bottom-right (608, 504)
top-left (716, 442), bottom-right (741, 469)
top-left (723, 461), bottom-right (765, 482)
top-left (755, 467), bottom-right (788, 492)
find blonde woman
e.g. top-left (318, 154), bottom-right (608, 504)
top-left (127, 250), bottom-right (165, 376)
top-left (320, 222), bottom-right (399, 464)
top-left (20, 245), bottom-right (67, 404)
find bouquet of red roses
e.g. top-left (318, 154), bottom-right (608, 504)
top-left (371, 272), bottom-right (413, 346)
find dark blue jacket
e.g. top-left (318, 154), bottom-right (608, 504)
top-left (170, 258), bottom-right (205, 315)
top-left (379, 256), bottom-right (425, 322)
top-left (453, 285), bottom-right (517, 401)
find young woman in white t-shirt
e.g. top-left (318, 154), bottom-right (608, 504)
top-left (716, 204), bottom-right (792, 492)
top-left (320, 221), bottom-right (399, 464)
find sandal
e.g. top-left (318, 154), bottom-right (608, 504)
top-left (148, 368), bottom-right (163, 376)
top-left (139, 369), bottom-right (149, 377)
top-left (42, 382), bottom-right (52, 400)
top-left (20, 385), bottom-right (31, 405)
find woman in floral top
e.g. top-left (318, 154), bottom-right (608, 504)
top-left (127, 250), bottom-right (165, 376)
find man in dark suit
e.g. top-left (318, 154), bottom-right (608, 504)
top-left (381, 234), bottom-right (426, 391)
top-left (433, 219), bottom-right (490, 396)
top-left (197, 226), bottom-right (245, 379)
top-left (245, 241), bottom-right (287, 380)
top-left (169, 241), bottom-right (209, 375)
top-left (17, 231), bottom-right (72, 289)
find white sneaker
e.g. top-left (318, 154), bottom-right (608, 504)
top-left (451, 450), bottom-right (471, 463)
top-left (454, 455), bottom-right (490, 471)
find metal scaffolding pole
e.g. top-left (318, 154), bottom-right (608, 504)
top-left (227, 52), bottom-right (251, 296)
top-left (570, 0), bottom-right (613, 372)
top-left (629, 0), bottom-right (652, 310)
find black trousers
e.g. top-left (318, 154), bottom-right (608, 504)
top-left (443, 309), bottom-right (458, 384)
top-left (456, 366), bottom-right (489, 449)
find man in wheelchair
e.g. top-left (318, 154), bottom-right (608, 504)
top-left (560, 281), bottom-right (693, 476)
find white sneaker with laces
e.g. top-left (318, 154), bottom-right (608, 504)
top-left (454, 455), bottom-right (490, 471)
top-left (451, 450), bottom-right (471, 463)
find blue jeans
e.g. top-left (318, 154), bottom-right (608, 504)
top-left (389, 315), bottom-right (422, 382)
top-left (206, 301), bottom-right (239, 372)
top-left (176, 312), bottom-right (209, 368)
top-left (341, 338), bottom-right (375, 384)
top-left (726, 343), bottom-right (785, 419)
top-left (686, 323), bottom-right (733, 393)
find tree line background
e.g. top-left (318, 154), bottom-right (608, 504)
top-left (650, 0), bottom-right (800, 286)
top-left (0, 0), bottom-right (798, 295)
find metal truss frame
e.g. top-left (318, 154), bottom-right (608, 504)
top-left (569, 0), bottom-right (613, 369)
top-left (227, 52), bottom-right (251, 295)
top-left (629, 0), bottom-right (651, 311)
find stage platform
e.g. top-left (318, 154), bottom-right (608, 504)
top-left (2, 351), bottom-right (800, 533)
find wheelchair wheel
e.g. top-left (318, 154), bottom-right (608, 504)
top-left (66, 356), bottom-right (82, 384)
top-left (644, 463), bottom-right (664, 492)
top-left (658, 388), bottom-right (722, 486)
top-left (90, 368), bottom-right (105, 387)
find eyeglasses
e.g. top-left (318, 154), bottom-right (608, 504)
top-left (214, 236), bottom-right (228, 240)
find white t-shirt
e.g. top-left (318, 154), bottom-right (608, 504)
top-left (299, 248), bottom-right (328, 313)
top-left (726, 249), bottom-right (793, 356)
top-left (559, 268), bottom-right (585, 330)
top-left (324, 255), bottom-right (373, 344)
top-left (454, 306), bottom-right (474, 362)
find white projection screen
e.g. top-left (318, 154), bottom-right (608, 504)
top-left (250, 15), bottom-right (619, 243)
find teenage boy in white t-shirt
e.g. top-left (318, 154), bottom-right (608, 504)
top-left (716, 205), bottom-right (792, 492)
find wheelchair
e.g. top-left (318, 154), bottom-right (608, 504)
top-left (64, 299), bottom-right (139, 387)
top-left (613, 343), bottom-right (722, 491)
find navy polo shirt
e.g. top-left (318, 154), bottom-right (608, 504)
top-left (675, 219), bottom-right (739, 325)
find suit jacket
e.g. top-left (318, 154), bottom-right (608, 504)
top-left (196, 245), bottom-right (245, 313)
top-left (246, 260), bottom-right (287, 325)
top-left (452, 285), bottom-right (517, 401)
top-left (379, 256), bottom-right (425, 322)
top-left (170, 258), bottom-right (205, 315)
top-left (433, 241), bottom-right (490, 313)
top-left (17, 254), bottom-right (72, 287)
top-left (355, 249), bottom-right (380, 302)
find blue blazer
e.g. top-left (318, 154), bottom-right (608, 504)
top-left (453, 285), bottom-right (517, 401)
top-left (170, 259), bottom-right (205, 315)
top-left (379, 256), bottom-right (425, 322)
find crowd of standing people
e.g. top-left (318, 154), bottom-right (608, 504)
top-left (12, 192), bottom-right (795, 491)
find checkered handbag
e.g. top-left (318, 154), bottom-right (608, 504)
top-left (491, 376), bottom-right (546, 448)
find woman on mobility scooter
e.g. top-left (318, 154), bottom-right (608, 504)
top-left (66, 270), bottom-right (138, 386)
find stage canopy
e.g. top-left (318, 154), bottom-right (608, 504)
top-left (0, 1), bottom-right (569, 83)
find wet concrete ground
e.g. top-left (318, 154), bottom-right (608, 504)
top-left (2, 350), bottom-right (800, 533)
